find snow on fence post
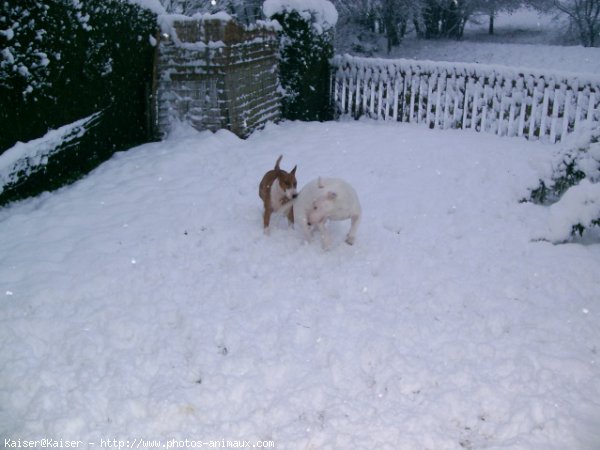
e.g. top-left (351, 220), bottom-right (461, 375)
top-left (476, 72), bottom-right (487, 132)
top-left (377, 70), bottom-right (384, 120)
top-left (330, 54), bottom-right (600, 144)
top-left (425, 70), bottom-right (435, 128)
top-left (433, 70), bottom-right (443, 129)
top-left (354, 65), bottom-right (362, 118)
top-left (516, 79), bottom-right (527, 138)
top-left (549, 82), bottom-right (561, 143)
top-left (561, 87), bottom-right (573, 139)
top-left (462, 76), bottom-right (473, 131)
top-left (442, 70), bottom-right (454, 129)
top-left (407, 69), bottom-right (417, 123)
top-left (539, 83), bottom-right (552, 139)
top-left (587, 90), bottom-right (599, 125)
top-left (340, 74), bottom-right (347, 114)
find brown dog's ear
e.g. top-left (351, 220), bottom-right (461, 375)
top-left (291, 165), bottom-right (297, 175)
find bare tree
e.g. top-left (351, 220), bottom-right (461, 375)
top-left (475, 0), bottom-right (523, 35)
top-left (422, 0), bottom-right (475, 39)
top-left (332, 0), bottom-right (420, 50)
top-left (553, 0), bottom-right (600, 46)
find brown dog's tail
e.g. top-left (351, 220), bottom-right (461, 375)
top-left (274, 154), bottom-right (283, 170)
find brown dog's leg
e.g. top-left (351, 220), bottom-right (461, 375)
top-left (287, 205), bottom-right (294, 226)
top-left (263, 210), bottom-right (271, 229)
top-left (263, 198), bottom-right (272, 231)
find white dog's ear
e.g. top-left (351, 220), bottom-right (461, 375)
top-left (318, 177), bottom-right (324, 188)
top-left (326, 191), bottom-right (337, 200)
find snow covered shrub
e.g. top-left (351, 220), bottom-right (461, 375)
top-left (263, 0), bottom-right (337, 121)
top-left (543, 179), bottom-right (600, 241)
top-left (0, 0), bottom-right (156, 204)
top-left (0, 113), bottom-right (100, 205)
top-left (528, 125), bottom-right (600, 240)
top-left (530, 125), bottom-right (600, 204)
top-left (1, 0), bottom-right (156, 150)
top-left (0, 0), bottom-right (85, 151)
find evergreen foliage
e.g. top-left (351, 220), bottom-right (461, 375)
top-left (530, 129), bottom-right (600, 204)
top-left (528, 126), bottom-right (600, 237)
top-left (269, 9), bottom-right (334, 122)
top-left (0, 0), bottom-right (156, 203)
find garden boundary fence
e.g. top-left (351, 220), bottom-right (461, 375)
top-left (331, 54), bottom-right (600, 143)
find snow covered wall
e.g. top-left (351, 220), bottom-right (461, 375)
top-left (154, 14), bottom-right (281, 138)
top-left (332, 54), bottom-right (600, 144)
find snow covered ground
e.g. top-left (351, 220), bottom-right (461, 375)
top-left (384, 37), bottom-right (600, 77)
top-left (1, 120), bottom-right (600, 449)
top-left (335, 7), bottom-right (600, 76)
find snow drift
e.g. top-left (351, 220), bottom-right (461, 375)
top-left (1, 120), bottom-right (599, 448)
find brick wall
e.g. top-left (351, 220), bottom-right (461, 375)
top-left (154, 17), bottom-right (280, 138)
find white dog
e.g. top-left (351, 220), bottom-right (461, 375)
top-left (294, 177), bottom-right (361, 249)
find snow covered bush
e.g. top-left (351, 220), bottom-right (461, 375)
top-left (263, 0), bottom-right (337, 121)
top-left (543, 179), bottom-right (600, 241)
top-left (1, 0), bottom-right (156, 151)
top-left (0, 0), bottom-right (157, 204)
top-left (530, 125), bottom-right (600, 203)
top-left (0, 113), bottom-right (101, 205)
top-left (528, 124), bottom-right (600, 240)
top-left (1, 0), bottom-right (86, 150)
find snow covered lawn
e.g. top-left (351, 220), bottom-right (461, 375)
top-left (337, 8), bottom-right (600, 77)
top-left (1, 120), bottom-right (599, 449)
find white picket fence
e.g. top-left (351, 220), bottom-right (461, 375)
top-left (331, 54), bottom-right (600, 143)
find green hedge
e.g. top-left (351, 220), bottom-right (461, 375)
top-left (527, 126), bottom-right (600, 238)
top-left (0, 0), bottom-right (156, 204)
top-left (269, 9), bottom-right (334, 122)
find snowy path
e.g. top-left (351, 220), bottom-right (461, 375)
top-left (1, 120), bottom-right (599, 449)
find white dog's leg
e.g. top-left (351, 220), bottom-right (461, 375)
top-left (345, 214), bottom-right (361, 245)
top-left (317, 221), bottom-right (332, 249)
top-left (300, 218), bottom-right (313, 242)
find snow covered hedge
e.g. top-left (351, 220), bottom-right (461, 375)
top-left (0, 0), bottom-right (157, 204)
top-left (0, 113), bottom-right (100, 204)
top-left (528, 125), bottom-right (600, 242)
top-left (263, 0), bottom-right (337, 121)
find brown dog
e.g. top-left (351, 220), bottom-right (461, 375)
top-left (259, 155), bottom-right (298, 233)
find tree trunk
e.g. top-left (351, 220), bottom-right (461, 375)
top-left (489, 13), bottom-right (495, 35)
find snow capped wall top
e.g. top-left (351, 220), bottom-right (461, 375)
top-left (158, 12), bottom-right (281, 45)
top-left (159, 11), bottom-right (232, 31)
top-left (157, 12), bottom-right (233, 45)
top-left (263, 0), bottom-right (338, 32)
